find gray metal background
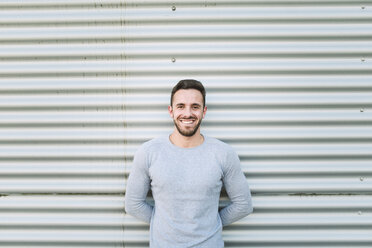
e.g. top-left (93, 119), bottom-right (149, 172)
top-left (0, 0), bottom-right (372, 247)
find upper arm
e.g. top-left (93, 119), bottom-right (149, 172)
top-left (222, 149), bottom-right (252, 206)
top-left (125, 145), bottom-right (151, 207)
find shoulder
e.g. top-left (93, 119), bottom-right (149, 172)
top-left (132, 136), bottom-right (168, 168)
top-left (204, 136), bottom-right (240, 172)
top-left (135, 136), bottom-right (168, 156)
top-left (204, 136), bottom-right (236, 155)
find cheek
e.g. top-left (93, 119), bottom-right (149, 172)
top-left (194, 111), bottom-right (204, 119)
top-left (172, 111), bottom-right (180, 119)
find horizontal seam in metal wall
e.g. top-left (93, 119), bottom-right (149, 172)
top-left (1, 53), bottom-right (372, 61)
top-left (2, 35), bottom-right (372, 44)
top-left (1, 18), bottom-right (372, 27)
top-left (0, 1), bottom-right (371, 9)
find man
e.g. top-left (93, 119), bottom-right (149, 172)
top-left (125, 79), bottom-right (253, 247)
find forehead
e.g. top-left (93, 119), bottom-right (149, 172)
top-left (172, 89), bottom-right (204, 105)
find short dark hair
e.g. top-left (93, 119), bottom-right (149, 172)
top-left (170, 79), bottom-right (206, 107)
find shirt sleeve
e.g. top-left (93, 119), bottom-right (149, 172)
top-left (219, 149), bottom-right (253, 226)
top-left (124, 144), bottom-right (153, 224)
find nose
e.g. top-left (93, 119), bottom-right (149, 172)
top-left (183, 107), bottom-right (193, 117)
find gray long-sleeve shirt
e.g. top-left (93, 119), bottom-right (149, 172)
top-left (125, 135), bottom-right (253, 248)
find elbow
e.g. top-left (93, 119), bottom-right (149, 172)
top-left (246, 203), bottom-right (253, 215)
top-left (240, 205), bottom-right (253, 218)
top-left (124, 195), bottom-right (152, 224)
top-left (243, 191), bottom-right (253, 216)
top-left (241, 200), bottom-right (253, 217)
top-left (124, 199), bottom-right (131, 215)
top-left (124, 196), bottom-right (136, 216)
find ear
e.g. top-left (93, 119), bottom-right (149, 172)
top-left (168, 105), bottom-right (174, 118)
top-left (202, 106), bottom-right (207, 119)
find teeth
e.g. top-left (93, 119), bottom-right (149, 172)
top-left (181, 120), bottom-right (194, 124)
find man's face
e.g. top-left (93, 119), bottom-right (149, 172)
top-left (168, 89), bottom-right (207, 137)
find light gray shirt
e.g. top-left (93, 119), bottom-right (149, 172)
top-left (125, 135), bottom-right (253, 248)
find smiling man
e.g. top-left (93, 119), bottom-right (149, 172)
top-left (125, 79), bottom-right (253, 248)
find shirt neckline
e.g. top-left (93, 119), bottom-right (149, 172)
top-left (166, 134), bottom-right (207, 151)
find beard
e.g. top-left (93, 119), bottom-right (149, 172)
top-left (173, 118), bottom-right (202, 137)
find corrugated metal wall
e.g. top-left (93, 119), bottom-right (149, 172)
top-left (0, 0), bottom-right (372, 247)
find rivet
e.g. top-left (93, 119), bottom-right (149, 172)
top-left (360, 108), bottom-right (364, 112)
top-left (172, 6), bottom-right (176, 11)
top-left (360, 177), bottom-right (364, 181)
top-left (171, 58), bottom-right (176, 63)
top-left (358, 211), bottom-right (362, 215)
top-left (361, 58), bottom-right (365, 62)
top-left (362, 6), bottom-right (365, 9)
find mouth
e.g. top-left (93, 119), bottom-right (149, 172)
top-left (180, 119), bottom-right (196, 125)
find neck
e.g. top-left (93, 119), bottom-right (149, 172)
top-left (169, 130), bottom-right (204, 148)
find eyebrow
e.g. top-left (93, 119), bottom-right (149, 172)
top-left (175, 103), bottom-right (201, 107)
